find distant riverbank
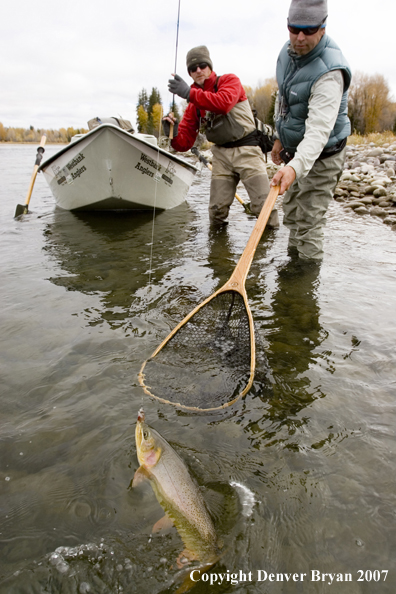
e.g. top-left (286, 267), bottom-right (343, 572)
top-left (0, 122), bottom-right (88, 144)
top-left (0, 141), bottom-right (67, 145)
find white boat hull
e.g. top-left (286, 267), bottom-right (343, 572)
top-left (39, 124), bottom-right (198, 211)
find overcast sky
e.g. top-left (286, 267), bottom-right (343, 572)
top-left (2, 0), bottom-right (395, 130)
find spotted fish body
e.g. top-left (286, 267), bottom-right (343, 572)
top-left (133, 408), bottom-right (220, 566)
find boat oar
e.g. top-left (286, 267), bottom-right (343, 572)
top-left (14, 134), bottom-right (47, 218)
top-left (191, 146), bottom-right (253, 215)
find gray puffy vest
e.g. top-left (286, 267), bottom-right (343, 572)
top-left (275, 34), bottom-right (351, 153)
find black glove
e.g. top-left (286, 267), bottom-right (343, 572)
top-left (168, 74), bottom-right (190, 101)
top-left (162, 118), bottom-right (179, 138)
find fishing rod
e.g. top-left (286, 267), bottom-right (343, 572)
top-left (148, 0), bottom-right (182, 284)
top-left (169, 0), bottom-right (181, 139)
top-left (173, 0), bottom-right (181, 90)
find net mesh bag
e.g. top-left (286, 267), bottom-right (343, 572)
top-left (140, 291), bottom-right (253, 410)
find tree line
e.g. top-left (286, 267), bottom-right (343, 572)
top-left (0, 123), bottom-right (88, 143)
top-left (244, 72), bottom-right (396, 136)
top-left (2, 71), bottom-right (394, 144)
top-left (136, 71), bottom-right (396, 141)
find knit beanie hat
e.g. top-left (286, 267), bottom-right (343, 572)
top-left (186, 46), bottom-right (213, 72)
top-left (288, 0), bottom-right (328, 25)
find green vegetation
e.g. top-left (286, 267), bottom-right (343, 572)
top-left (0, 123), bottom-right (88, 143)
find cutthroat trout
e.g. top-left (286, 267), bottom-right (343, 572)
top-left (133, 408), bottom-right (221, 569)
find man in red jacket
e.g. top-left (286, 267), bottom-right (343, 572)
top-left (163, 46), bottom-right (278, 227)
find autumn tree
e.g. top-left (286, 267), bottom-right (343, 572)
top-left (244, 78), bottom-right (278, 125)
top-left (136, 89), bottom-right (149, 132)
top-left (348, 72), bottom-right (394, 134)
top-left (151, 103), bottom-right (163, 135)
top-left (136, 87), bottom-right (163, 136)
top-left (243, 85), bottom-right (254, 106)
top-left (148, 88), bottom-right (161, 116)
top-left (136, 104), bottom-right (149, 133)
top-left (0, 122), bottom-right (7, 142)
top-left (266, 91), bottom-right (277, 127)
top-left (168, 101), bottom-right (182, 122)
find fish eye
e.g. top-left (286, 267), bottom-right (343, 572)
top-left (143, 430), bottom-right (149, 439)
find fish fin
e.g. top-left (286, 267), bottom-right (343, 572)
top-left (176, 548), bottom-right (199, 569)
top-left (132, 466), bottom-right (150, 488)
top-left (152, 514), bottom-right (174, 533)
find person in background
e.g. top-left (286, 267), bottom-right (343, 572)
top-left (271, 0), bottom-right (351, 261)
top-left (163, 45), bottom-right (279, 228)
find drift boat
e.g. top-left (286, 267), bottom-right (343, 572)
top-left (38, 117), bottom-right (198, 211)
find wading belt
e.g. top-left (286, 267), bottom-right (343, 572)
top-left (281, 137), bottom-right (347, 164)
top-left (220, 129), bottom-right (260, 148)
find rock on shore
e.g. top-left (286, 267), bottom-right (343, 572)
top-left (333, 141), bottom-right (396, 231)
top-left (190, 140), bottom-right (396, 231)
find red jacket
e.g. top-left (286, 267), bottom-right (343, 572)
top-left (171, 71), bottom-right (248, 152)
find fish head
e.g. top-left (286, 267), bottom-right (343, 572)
top-left (135, 409), bottom-right (162, 469)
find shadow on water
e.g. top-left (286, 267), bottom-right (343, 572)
top-left (42, 205), bottom-right (196, 328)
top-left (205, 223), bottom-right (279, 398)
top-left (202, 222), bottom-right (326, 424)
top-left (269, 255), bottom-right (323, 380)
top-left (243, 253), bottom-right (327, 450)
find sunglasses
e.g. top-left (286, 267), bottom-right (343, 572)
top-left (189, 62), bottom-right (209, 73)
top-left (287, 22), bottom-right (325, 36)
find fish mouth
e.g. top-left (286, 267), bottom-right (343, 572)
top-left (136, 409), bottom-right (145, 456)
top-left (135, 419), bottom-right (144, 454)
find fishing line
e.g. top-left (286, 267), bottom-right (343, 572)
top-left (147, 113), bottom-right (163, 288)
top-left (147, 0), bottom-right (182, 288)
top-left (172, 0), bottom-right (182, 112)
top-left (143, 113), bottom-right (162, 412)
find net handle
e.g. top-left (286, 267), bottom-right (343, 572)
top-left (225, 185), bottom-right (280, 291)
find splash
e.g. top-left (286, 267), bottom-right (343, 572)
top-left (230, 481), bottom-right (256, 517)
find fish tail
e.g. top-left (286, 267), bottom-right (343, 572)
top-left (174, 560), bottom-right (217, 594)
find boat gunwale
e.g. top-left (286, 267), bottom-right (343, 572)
top-left (38, 124), bottom-right (199, 174)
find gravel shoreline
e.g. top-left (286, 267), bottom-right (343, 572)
top-left (184, 138), bottom-right (396, 232)
top-left (333, 142), bottom-right (396, 230)
top-left (264, 141), bottom-right (396, 232)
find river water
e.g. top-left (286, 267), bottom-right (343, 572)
top-left (1, 143), bottom-right (395, 593)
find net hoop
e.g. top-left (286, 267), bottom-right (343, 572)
top-left (138, 284), bottom-right (255, 412)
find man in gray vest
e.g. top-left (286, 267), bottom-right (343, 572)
top-left (271, 0), bottom-right (351, 260)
